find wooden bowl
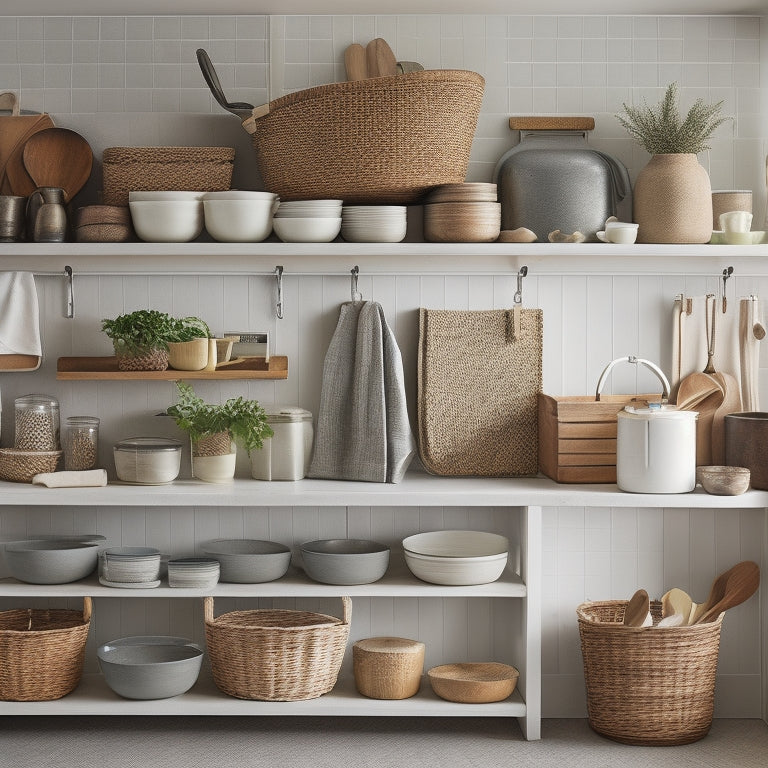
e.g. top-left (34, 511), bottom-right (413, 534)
top-left (427, 662), bottom-right (519, 703)
top-left (697, 465), bottom-right (750, 496)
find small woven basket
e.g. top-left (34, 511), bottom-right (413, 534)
top-left (102, 146), bottom-right (235, 206)
top-left (0, 597), bottom-right (92, 701)
top-left (114, 346), bottom-right (169, 372)
top-left (0, 448), bottom-right (62, 483)
top-left (242, 70), bottom-right (485, 204)
top-left (577, 600), bottom-right (723, 746)
top-left (204, 596), bottom-right (351, 701)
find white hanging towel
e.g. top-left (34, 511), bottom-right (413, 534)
top-left (308, 300), bottom-right (416, 483)
top-left (672, 294), bottom-right (763, 410)
top-left (0, 271), bottom-right (42, 370)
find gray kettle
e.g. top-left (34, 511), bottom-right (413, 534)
top-left (493, 117), bottom-right (631, 242)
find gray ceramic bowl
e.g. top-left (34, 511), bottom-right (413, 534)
top-left (97, 636), bottom-right (204, 700)
top-left (200, 539), bottom-right (291, 583)
top-left (300, 539), bottom-right (390, 585)
top-left (3, 539), bottom-right (100, 584)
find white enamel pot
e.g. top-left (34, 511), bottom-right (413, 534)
top-left (617, 405), bottom-right (698, 493)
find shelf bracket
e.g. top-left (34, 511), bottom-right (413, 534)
top-left (274, 265), bottom-right (284, 320)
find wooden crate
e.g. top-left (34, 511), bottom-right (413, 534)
top-left (538, 393), bottom-right (661, 484)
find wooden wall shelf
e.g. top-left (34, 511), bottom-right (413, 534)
top-left (56, 356), bottom-right (288, 380)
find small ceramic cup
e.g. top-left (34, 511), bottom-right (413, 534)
top-left (606, 223), bottom-right (639, 244)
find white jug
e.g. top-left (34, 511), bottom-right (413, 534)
top-left (617, 404), bottom-right (698, 493)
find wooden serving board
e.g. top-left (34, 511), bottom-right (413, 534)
top-left (56, 355), bottom-right (287, 381)
top-left (509, 116), bottom-right (595, 131)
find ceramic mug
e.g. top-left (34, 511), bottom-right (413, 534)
top-left (720, 210), bottom-right (753, 244)
top-left (606, 224), bottom-right (639, 244)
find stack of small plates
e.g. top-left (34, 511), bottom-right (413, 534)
top-left (341, 206), bottom-right (407, 243)
top-left (272, 199), bottom-right (342, 242)
top-left (99, 546), bottom-right (162, 588)
top-left (167, 557), bottom-right (220, 589)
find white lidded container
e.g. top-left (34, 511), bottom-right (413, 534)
top-left (113, 437), bottom-right (182, 484)
top-left (616, 404), bottom-right (698, 494)
top-left (250, 407), bottom-right (313, 481)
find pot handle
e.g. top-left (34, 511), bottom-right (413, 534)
top-left (595, 355), bottom-right (671, 402)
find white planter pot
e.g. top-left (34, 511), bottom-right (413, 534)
top-left (192, 452), bottom-right (236, 483)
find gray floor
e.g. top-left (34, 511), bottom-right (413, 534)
top-left (1, 717), bottom-right (767, 768)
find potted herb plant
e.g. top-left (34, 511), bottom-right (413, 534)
top-left (101, 310), bottom-right (210, 371)
top-left (165, 381), bottom-right (273, 483)
top-left (616, 82), bottom-right (730, 244)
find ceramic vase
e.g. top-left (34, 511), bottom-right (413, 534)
top-left (633, 153), bottom-right (712, 244)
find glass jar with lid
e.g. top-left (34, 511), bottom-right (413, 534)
top-left (14, 394), bottom-right (60, 451)
top-left (63, 416), bottom-right (100, 471)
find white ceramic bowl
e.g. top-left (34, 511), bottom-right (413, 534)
top-left (128, 191), bottom-right (206, 202)
top-left (203, 198), bottom-right (277, 242)
top-left (128, 200), bottom-right (203, 242)
top-left (202, 190), bottom-right (278, 201)
top-left (402, 530), bottom-right (509, 586)
top-left (272, 216), bottom-right (341, 243)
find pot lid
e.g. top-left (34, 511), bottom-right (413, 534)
top-left (114, 436), bottom-right (183, 452)
top-left (264, 406), bottom-right (312, 423)
top-left (622, 404), bottom-right (698, 419)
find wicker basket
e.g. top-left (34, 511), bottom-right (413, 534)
top-left (0, 448), bottom-right (62, 483)
top-left (0, 597), bottom-right (92, 701)
top-left (241, 70), bottom-right (485, 204)
top-left (204, 596), bottom-right (351, 701)
top-left (102, 146), bottom-right (235, 206)
top-left (577, 600), bottom-right (723, 746)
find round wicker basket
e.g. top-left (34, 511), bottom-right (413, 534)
top-left (0, 448), bottom-right (62, 483)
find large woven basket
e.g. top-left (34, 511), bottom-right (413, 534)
top-left (0, 448), bottom-right (62, 483)
top-left (241, 70), bottom-right (485, 204)
top-left (102, 146), bottom-right (235, 206)
top-left (577, 600), bottom-right (723, 746)
top-left (204, 596), bottom-right (351, 701)
top-left (0, 597), bottom-right (92, 701)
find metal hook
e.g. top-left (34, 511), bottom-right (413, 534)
top-left (274, 265), bottom-right (284, 320)
top-left (721, 266), bottom-right (733, 313)
top-left (64, 265), bottom-right (73, 319)
top-left (513, 265), bottom-right (528, 305)
top-left (351, 265), bottom-right (362, 302)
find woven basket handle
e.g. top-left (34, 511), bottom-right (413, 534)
top-left (340, 596), bottom-right (352, 625)
top-left (203, 595), bottom-right (215, 623)
top-left (83, 596), bottom-right (92, 623)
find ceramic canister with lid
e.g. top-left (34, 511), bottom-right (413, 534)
top-left (113, 437), bottom-right (182, 484)
top-left (616, 404), bottom-right (698, 494)
top-left (250, 407), bottom-right (313, 481)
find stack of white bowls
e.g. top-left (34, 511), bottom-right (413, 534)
top-left (202, 190), bottom-right (279, 242)
top-left (100, 546), bottom-right (162, 588)
top-left (128, 191), bottom-right (205, 242)
top-left (167, 557), bottom-right (220, 589)
top-left (272, 199), bottom-right (342, 242)
top-left (341, 206), bottom-right (407, 243)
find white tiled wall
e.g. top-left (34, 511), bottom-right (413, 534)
top-left (1, 13), bottom-right (767, 719)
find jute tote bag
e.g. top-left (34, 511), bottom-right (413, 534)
top-left (417, 307), bottom-right (543, 476)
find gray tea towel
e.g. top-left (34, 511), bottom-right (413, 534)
top-left (308, 300), bottom-right (415, 483)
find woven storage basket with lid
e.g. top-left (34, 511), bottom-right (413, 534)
top-left (0, 448), bottom-right (62, 483)
top-left (0, 597), bottom-right (91, 701)
top-left (577, 599), bottom-right (723, 745)
top-left (241, 70), bottom-right (484, 204)
top-left (204, 596), bottom-right (351, 701)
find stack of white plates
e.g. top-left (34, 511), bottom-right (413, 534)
top-left (272, 199), bottom-right (343, 243)
top-left (167, 557), bottom-right (220, 589)
top-left (341, 206), bottom-right (407, 243)
top-left (100, 546), bottom-right (162, 588)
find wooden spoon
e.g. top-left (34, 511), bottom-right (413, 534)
top-left (691, 561), bottom-right (760, 624)
top-left (661, 587), bottom-right (693, 623)
top-left (22, 127), bottom-right (93, 203)
top-left (344, 43), bottom-right (368, 80)
top-left (623, 588), bottom-right (650, 627)
top-left (366, 38), bottom-right (397, 78)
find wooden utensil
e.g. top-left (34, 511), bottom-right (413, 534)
top-left (21, 127), bottom-right (93, 203)
top-left (691, 560), bottom-right (760, 624)
top-left (366, 38), bottom-right (397, 78)
top-left (661, 587), bottom-right (694, 624)
top-left (623, 588), bottom-right (650, 627)
top-left (344, 43), bottom-right (368, 80)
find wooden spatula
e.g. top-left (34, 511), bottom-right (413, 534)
top-left (623, 588), bottom-right (650, 627)
top-left (366, 38), bottom-right (397, 78)
top-left (344, 43), bottom-right (368, 80)
top-left (22, 127), bottom-right (93, 203)
top-left (691, 561), bottom-right (760, 624)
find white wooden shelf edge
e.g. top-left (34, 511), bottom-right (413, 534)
top-left (1, 473), bottom-right (766, 508)
top-left (0, 673), bottom-right (526, 718)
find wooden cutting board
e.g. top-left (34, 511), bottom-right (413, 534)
top-left (0, 91), bottom-right (55, 196)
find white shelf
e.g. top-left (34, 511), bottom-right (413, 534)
top-left (2, 471), bottom-right (767, 508)
top-left (0, 560), bottom-right (526, 599)
top-left (0, 672), bottom-right (526, 718)
top-left (2, 241), bottom-right (767, 276)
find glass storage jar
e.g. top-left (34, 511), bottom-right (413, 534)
top-left (63, 416), bottom-right (100, 471)
top-left (14, 394), bottom-right (60, 451)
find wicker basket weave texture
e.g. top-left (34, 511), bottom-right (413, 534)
top-left (0, 597), bottom-right (91, 701)
top-left (245, 70), bottom-right (485, 204)
top-left (204, 596), bottom-right (351, 701)
top-left (577, 600), bottom-right (723, 746)
top-left (0, 448), bottom-right (62, 483)
top-left (102, 146), bottom-right (235, 206)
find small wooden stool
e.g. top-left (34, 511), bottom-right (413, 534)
top-left (353, 636), bottom-right (425, 700)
